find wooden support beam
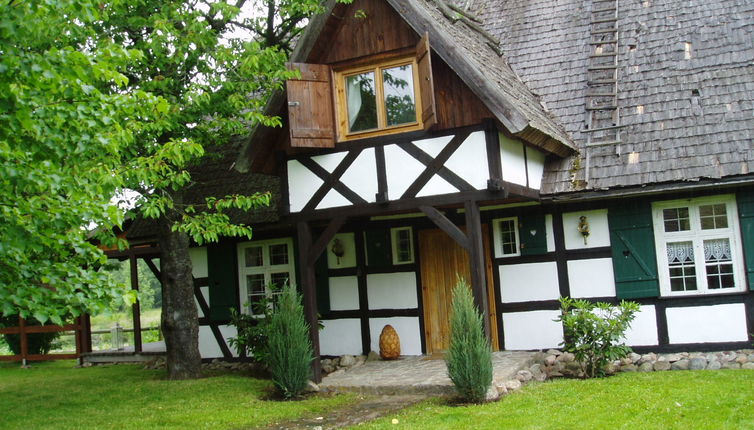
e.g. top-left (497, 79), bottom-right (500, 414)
top-left (309, 216), bottom-right (346, 265)
top-left (144, 258), bottom-right (161, 280)
top-left (129, 254), bottom-right (142, 353)
top-left (401, 133), bottom-right (468, 198)
top-left (296, 221), bottom-right (322, 382)
top-left (484, 119), bottom-right (504, 191)
top-left (419, 205), bottom-right (470, 250)
top-left (464, 200), bottom-right (491, 340)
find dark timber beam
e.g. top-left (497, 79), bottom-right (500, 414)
top-left (296, 221), bottom-right (322, 382)
top-left (402, 133), bottom-right (468, 198)
top-left (309, 216), bottom-right (346, 264)
top-left (419, 205), bottom-right (470, 251)
top-left (464, 200), bottom-right (491, 340)
top-left (129, 253), bottom-right (143, 353)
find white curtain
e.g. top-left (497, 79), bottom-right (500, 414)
top-left (704, 238), bottom-right (731, 262)
top-left (667, 241), bottom-right (694, 264)
top-left (346, 76), bottom-right (362, 128)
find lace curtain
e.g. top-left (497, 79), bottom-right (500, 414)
top-left (704, 238), bottom-right (731, 262)
top-left (667, 241), bottom-right (694, 264)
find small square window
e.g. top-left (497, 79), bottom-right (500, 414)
top-left (699, 204), bottom-right (728, 230)
top-left (493, 217), bottom-right (520, 257)
top-left (244, 246), bottom-right (263, 267)
top-left (391, 227), bottom-right (414, 265)
top-left (662, 207), bottom-right (690, 232)
top-left (269, 244), bottom-right (289, 265)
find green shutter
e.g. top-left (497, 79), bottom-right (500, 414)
top-left (315, 254), bottom-right (330, 313)
top-left (737, 190), bottom-right (754, 291)
top-left (364, 228), bottom-right (392, 267)
top-left (520, 213), bottom-right (547, 256)
top-left (207, 241), bottom-right (238, 321)
top-left (608, 202), bottom-right (660, 298)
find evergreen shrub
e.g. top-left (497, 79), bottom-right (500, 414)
top-left (445, 279), bottom-right (493, 403)
top-left (265, 284), bottom-right (313, 399)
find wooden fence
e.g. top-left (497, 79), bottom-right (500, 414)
top-left (0, 316), bottom-right (91, 365)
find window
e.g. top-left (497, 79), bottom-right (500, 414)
top-left (493, 217), bottom-right (520, 258)
top-left (237, 239), bottom-right (296, 315)
top-left (391, 227), bottom-right (415, 265)
top-left (652, 195), bottom-right (745, 296)
top-left (334, 57), bottom-right (423, 140)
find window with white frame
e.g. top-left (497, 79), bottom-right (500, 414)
top-left (652, 195), bottom-right (746, 296)
top-left (237, 239), bottom-right (296, 315)
top-left (493, 217), bottom-right (520, 258)
top-left (390, 227), bottom-right (414, 265)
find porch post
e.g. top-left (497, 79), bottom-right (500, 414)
top-left (129, 252), bottom-right (142, 353)
top-left (464, 200), bottom-right (491, 340)
top-left (296, 221), bottom-right (322, 382)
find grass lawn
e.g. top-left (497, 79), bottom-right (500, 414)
top-left (0, 361), bottom-right (353, 430)
top-left (355, 370), bottom-right (754, 430)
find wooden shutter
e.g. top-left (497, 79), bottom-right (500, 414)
top-left (415, 33), bottom-right (437, 130)
top-left (286, 63), bottom-right (335, 148)
top-left (608, 202), bottom-right (660, 298)
top-left (519, 213), bottom-right (548, 256)
top-left (207, 241), bottom-right (238, 321)
top-left (365, 228), bottom-right (392, 267)
top-left (737, 190), bottom-right (754, 291)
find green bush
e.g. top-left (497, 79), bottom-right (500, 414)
top-left (445, 279), bottom-right (492, 403)
top-left (228, 298), bottom-right (272, 363)
top-left (265, 284), bottom-right (313, 399)
top-left (555, 297), bottom-right (640, 378)
top-left (0, 315), bottom-right (60, 355)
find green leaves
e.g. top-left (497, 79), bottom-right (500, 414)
top-left (556, 297), bottom-right (640, 378)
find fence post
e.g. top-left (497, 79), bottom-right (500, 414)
top-left (18, 316), bottom-right (28, 367)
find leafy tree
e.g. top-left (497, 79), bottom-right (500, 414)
top-left (0, 0), bottom-right (160, 325)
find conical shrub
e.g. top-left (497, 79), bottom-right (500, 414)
top-left (265, 284), bottom-right (313, 399)
top-left (445, 279), bottom-right (493, 403)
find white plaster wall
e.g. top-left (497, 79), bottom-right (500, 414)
top-left (369, 317), bottom-right (422, 355)
top-left (198, 325), bottom-right (239, 359)
top-left (500, 134), bottom-right (527, 187)
top-left (367, 272), bottom-right (418, 309)
top-left (320, 319), bottom-right (363, 356)
top-left (412, 135), bottom-right (454, 157)
top-left (567, 258), bottom-right (616, 298)
top-left (384, 144), bottom-right (425, 200)
top-left (189, 247), bottom-right (208, 278)
top-left (340, 148), bottom-right (377, 203)
top-left (499, 262), bottom-right (560, 303)
top-left (327, 233), bottom-right (357, 269)
top-left (443, 131), bottom-right (488, 190)
top-left (311, 152), bottom-right (347, 173)
top-left (545, 214), bottom-right (555, 253)
top-left (623, 305), bottom-right (659, 346)
top-left (416, 175), bottom-right (456, 198)
top-left (287, 159), bottom-right (324, 213)
top-left (503, 310), bottom-right (564, 350)
top-left (526, 146), bottom-right (546, 190)
top-left (563, 209), bottom-right (610, 250)
top-left (317, 189), bottom-right (351, 210)
top-left (329, 276), bottom-right (359, 311)
top-left (666, 303), bottom-right (749, 344)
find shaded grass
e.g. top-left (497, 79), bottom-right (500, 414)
top-left (0, 361), bottom-right (353, 430)
top-left (355, 370), bottom-right (754, 430)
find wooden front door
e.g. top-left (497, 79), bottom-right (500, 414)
top-left (419, 226), bottom-right (498, 354)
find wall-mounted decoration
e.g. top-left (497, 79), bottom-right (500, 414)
top-left (331, 238), bottom-right (345, 264)
top-left (577, 215), bottom-right (590, 245)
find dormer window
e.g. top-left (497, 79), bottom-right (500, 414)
top-left (286, 33), bottom-right (435, 148)
top-left (335, 58), bottom-right (422, 139)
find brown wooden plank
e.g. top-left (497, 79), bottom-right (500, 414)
top-left (465, 200), bottom-right (491, 340)
top-left (130, 254), bottom-right (142, 353)
top-left (419, 205), bottom-right (469, 251)
top-left (416, 32), bottom-right (437, 129)
top-left (296, 221), bottom-right (322, 382)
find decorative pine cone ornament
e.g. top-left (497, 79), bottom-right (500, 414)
top-left (379, 324), bottom-right (401, 360)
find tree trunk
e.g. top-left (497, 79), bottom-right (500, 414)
top-left (158, 214), bottom-right (202, 380)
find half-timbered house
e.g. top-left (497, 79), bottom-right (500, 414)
top-left (126, 0), bottom-right (754, 379)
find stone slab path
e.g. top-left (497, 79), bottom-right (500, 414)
top-left (319, 351), bottom-right (536, 396)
